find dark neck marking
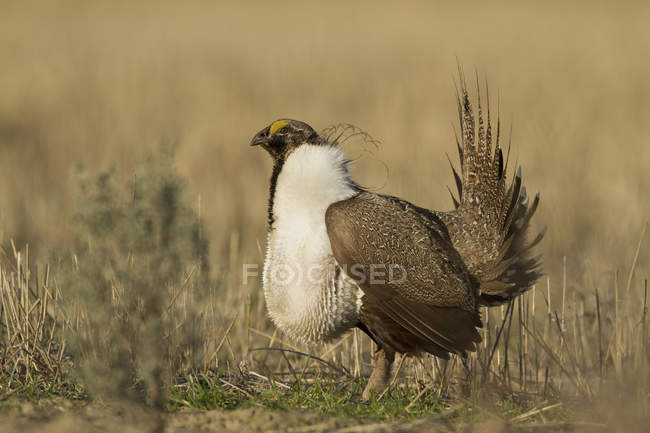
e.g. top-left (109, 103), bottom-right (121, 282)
top-left (267, 158), bottom-right (285, 229)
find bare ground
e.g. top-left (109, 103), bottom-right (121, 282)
top-left (0, 400), bottom-right (610, 433)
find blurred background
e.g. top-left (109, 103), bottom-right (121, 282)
top-left (1, 0), bottom-right (648, 301)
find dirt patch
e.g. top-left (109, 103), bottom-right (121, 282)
top-left (0, 401), bottom-right (457, 433)
top-left (0, 402), bottom-right (613, 433)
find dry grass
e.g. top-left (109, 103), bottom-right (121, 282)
top-left (0, 242), bottom-right (68, 390)
top-left (0, 0), bottom-right (649, 431)
top-left (1, 234), bottom-right (648, 429)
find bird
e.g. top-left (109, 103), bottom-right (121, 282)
top-left (250, 77), bottom-right (544, 399)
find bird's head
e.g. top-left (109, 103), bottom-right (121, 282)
top-left (250, 119), bottom-right (323, 160)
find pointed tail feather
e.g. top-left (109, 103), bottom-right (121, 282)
top-left (442, 73), bottom-right (544, 306)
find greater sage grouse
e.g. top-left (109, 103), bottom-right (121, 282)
top-left (251, 79), bottom-right (543, 399)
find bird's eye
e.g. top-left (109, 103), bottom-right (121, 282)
top-left (276, 126), bottom-right (289, 134)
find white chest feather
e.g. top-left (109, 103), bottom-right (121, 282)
top-left (263, 144), bottom-right (361, 344)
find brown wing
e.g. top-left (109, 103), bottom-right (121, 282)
top-left (325, 192), bottom-right (482, 357)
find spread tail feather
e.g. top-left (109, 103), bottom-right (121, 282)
top-left (443, 71), bottom-right (544, 306)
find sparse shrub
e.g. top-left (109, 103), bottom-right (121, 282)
top-left (54, 144), bottom-right (210, 407)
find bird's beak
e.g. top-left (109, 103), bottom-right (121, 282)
top-left (250, 127), bottom-right (269, 147)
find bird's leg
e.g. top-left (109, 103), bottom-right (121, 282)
top-left (362, 346), bottom-right (395, 400)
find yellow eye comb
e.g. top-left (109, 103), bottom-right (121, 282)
top-left (269, 120), bottom-right (288, 136)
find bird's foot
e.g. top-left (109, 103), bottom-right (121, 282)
top-left (361, 347), bottom-right (395, 400)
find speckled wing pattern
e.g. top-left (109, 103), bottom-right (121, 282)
top-left (325, 193), bottom-right (482, 357)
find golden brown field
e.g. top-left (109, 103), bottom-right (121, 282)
top-left (1, 1), bottom-right (649, 431)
